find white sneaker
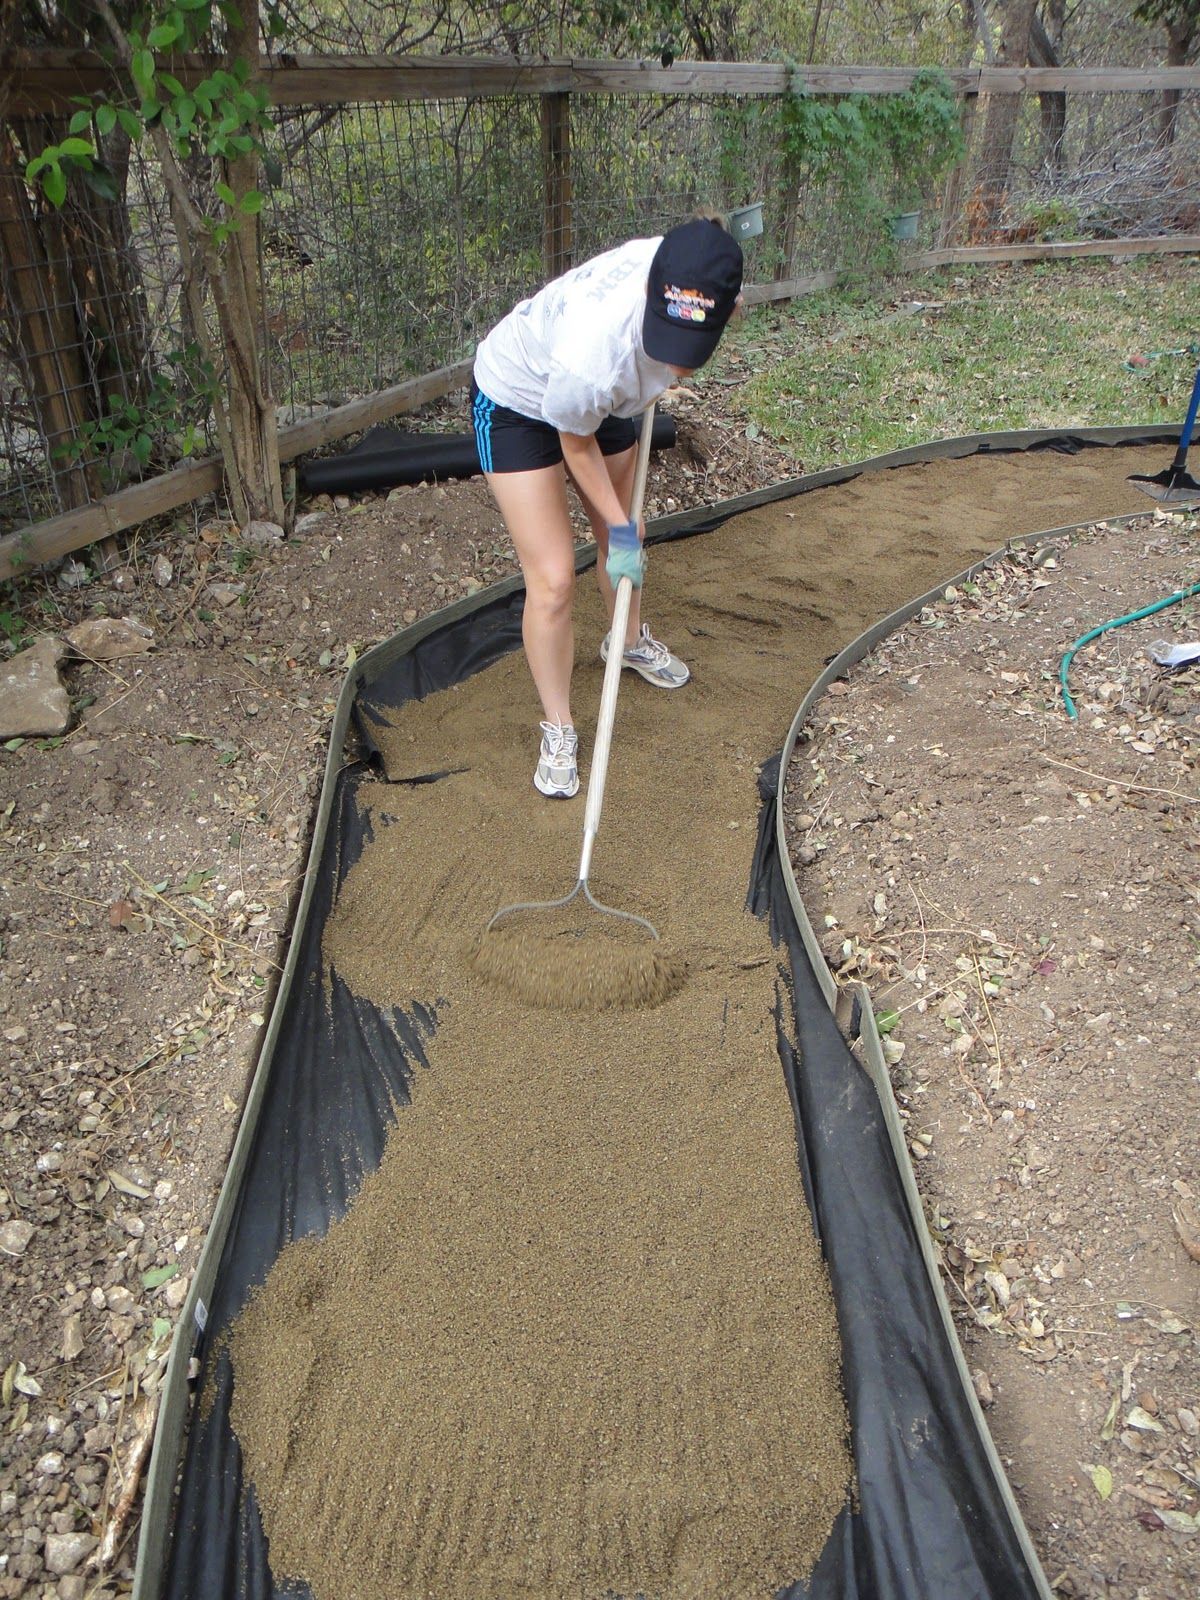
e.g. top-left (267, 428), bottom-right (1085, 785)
top-left (599, 623), bottom-right (690, 688)
top-left (533, 720), bottom-right (579, 798)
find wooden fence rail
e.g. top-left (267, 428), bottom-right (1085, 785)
top-left (10, 53), bottom-right (1200, 113)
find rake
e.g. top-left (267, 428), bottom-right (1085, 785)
top-left (486, 401), bottom-right (659, 942)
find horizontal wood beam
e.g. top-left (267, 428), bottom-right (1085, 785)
top-left (279, 359), bottom-right (473, 456)
top-left (0, 360), bottom-right (472, 582)
top-left (910, 234), bottom-right (1200, 267)
top-left (0, 456), bottom-right (225, 582)
top-left (742, 272), bottom-right (841, 305)
top-left (10, 52), bottom-right (1200, 112)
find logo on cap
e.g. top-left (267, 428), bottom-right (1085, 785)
top-left (664, 283), bottom-right (715, 324)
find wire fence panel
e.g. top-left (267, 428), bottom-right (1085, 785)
top-left (0, 132), bottom-right (224, 540)
top-left (266, 95), bottom-right (546, 416)
top-left (2, 70), bottom-right (1198, 549)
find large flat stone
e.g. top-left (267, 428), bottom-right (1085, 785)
top-left (64, 616), bottom-right (153, 661)
top-left (0, 635), bottom-right (69, 738)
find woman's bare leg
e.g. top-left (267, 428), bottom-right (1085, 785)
top-left (485, 464), bottom-right (577, 725)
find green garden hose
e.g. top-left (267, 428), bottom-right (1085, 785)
top-left (1060, 581), bottom-right (1200, 719)
top-left (1125, 342), bottom-right (1200, 370)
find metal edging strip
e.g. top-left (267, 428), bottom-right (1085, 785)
top-left (134, 426), bottom-right (1165, 1599)
top-left (773, 509), bottom-right (1149, 1600)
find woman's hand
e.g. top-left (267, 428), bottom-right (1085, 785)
top-left (605, 521), bottom-right (645, 589)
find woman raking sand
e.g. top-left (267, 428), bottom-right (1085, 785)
top-left (472, 214), bottom-right (744, 797)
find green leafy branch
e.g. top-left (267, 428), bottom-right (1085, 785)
top-left (781, 69), bottom-right (964, 223)
top-left (25, 1), bottom-right (280, 249)
top-left (53, 345), bottom-right (217, 483)
top-left (23, 135), bottom-right (109, 208)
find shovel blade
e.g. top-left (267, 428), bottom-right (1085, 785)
top-left (1128, 469), bottom-right (1200, 505)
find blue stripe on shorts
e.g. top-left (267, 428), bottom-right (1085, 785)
top-left (472, 387), bottom-right (495, 473)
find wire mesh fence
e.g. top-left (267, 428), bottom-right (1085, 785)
top-left (0, 131), bottom-right (224, 539)
top-left (266, 94), bottom-right (547, 413)
top-left (2, 69), bottom-right (1198, 549)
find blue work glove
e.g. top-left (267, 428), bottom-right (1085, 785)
top-left (605, 520), bottom-right (645, 589)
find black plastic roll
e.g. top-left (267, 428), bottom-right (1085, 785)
top-left (298, 412), bottom-right (679, 494)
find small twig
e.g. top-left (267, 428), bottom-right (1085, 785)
top-left (111, 1041), bottom-right (174, 1089)
top-left (93, 1352), bottom-right (130, 1544)
top-left (802, 794), bottom-right (833, 834)
top-left (161, 566), bottom-right (214, 643)
top-left (885, 977), bottom-right (961, 1017)
top-left (84, 674), bottom-right (151, 727)
top-left (1043, 756), bottom-right (1200, 805)
top-left (262, 730), bottom-right (297, 821)
top-left (90, 1392), bottom-right (160, 1573)
top-left (62, 649), bottom-right (133, 688)
top-left (954, 1048), bottom-right (995, 1127)
top-left (31, 881), bottom-right (112, 912)
top-left (905, 879), bottom-right (928, 972)
top-left (973, 953), bottom-right (1004, 1089)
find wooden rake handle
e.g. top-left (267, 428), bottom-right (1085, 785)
top-left (578, 401), bottom-right (656, 884)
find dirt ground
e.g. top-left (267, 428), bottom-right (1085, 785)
top-left (788, 510), bottom-right (1200, 1600)
top-left (0, 362), bottom-right (1195, 1600)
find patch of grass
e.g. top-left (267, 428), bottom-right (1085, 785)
top-left (724, 256), bottom-right (1200, 472)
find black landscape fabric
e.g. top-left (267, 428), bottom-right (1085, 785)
top-left (155, 557), bottom-right (1046, 1600)
top-left (297, 412), bottom-right (678, 494)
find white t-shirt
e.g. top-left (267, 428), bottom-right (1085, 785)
top-left (473, 238), bottom-right (678, 436)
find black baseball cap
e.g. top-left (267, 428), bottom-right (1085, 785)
top-left (642, 218), bottom-right (744, 370)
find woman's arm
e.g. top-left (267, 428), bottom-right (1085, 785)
top-left (558, 431), bottom-right (634, 528)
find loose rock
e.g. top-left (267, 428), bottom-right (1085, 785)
top-left (0, 1219), bottom-right (35, 1256)
top-left (43, 1532), bottom-right (95, 1576)
top-left (64, 617), bottom-right (154, 661)
top-left (0, 635), bottom-right (70, 738)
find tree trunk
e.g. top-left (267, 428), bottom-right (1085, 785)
top-left (975, 0), bottom-right (1039, 232)
top-left (1158, 19), bottom-right (1195, 150)
top-left (0, 125), bottom-right (98, 512)
top-left (1029, 8), bottom-right (1067, 177)
top-left (942, 0), bottom-right (987, 246)
top-left (222, 0), bottom-right (283, 525)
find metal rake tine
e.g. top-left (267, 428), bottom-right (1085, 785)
top-left (581, 884), bottom-right (659, 940)
top-left (485, 881), bottom-right (584, 932)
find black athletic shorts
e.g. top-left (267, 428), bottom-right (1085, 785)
top-left (470, 379), bottom-right (637, 474)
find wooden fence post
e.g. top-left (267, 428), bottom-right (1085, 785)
top-left (541, 91), bottom-right (572, 281)
top-left (222, 0), bottom-right (284, 526)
